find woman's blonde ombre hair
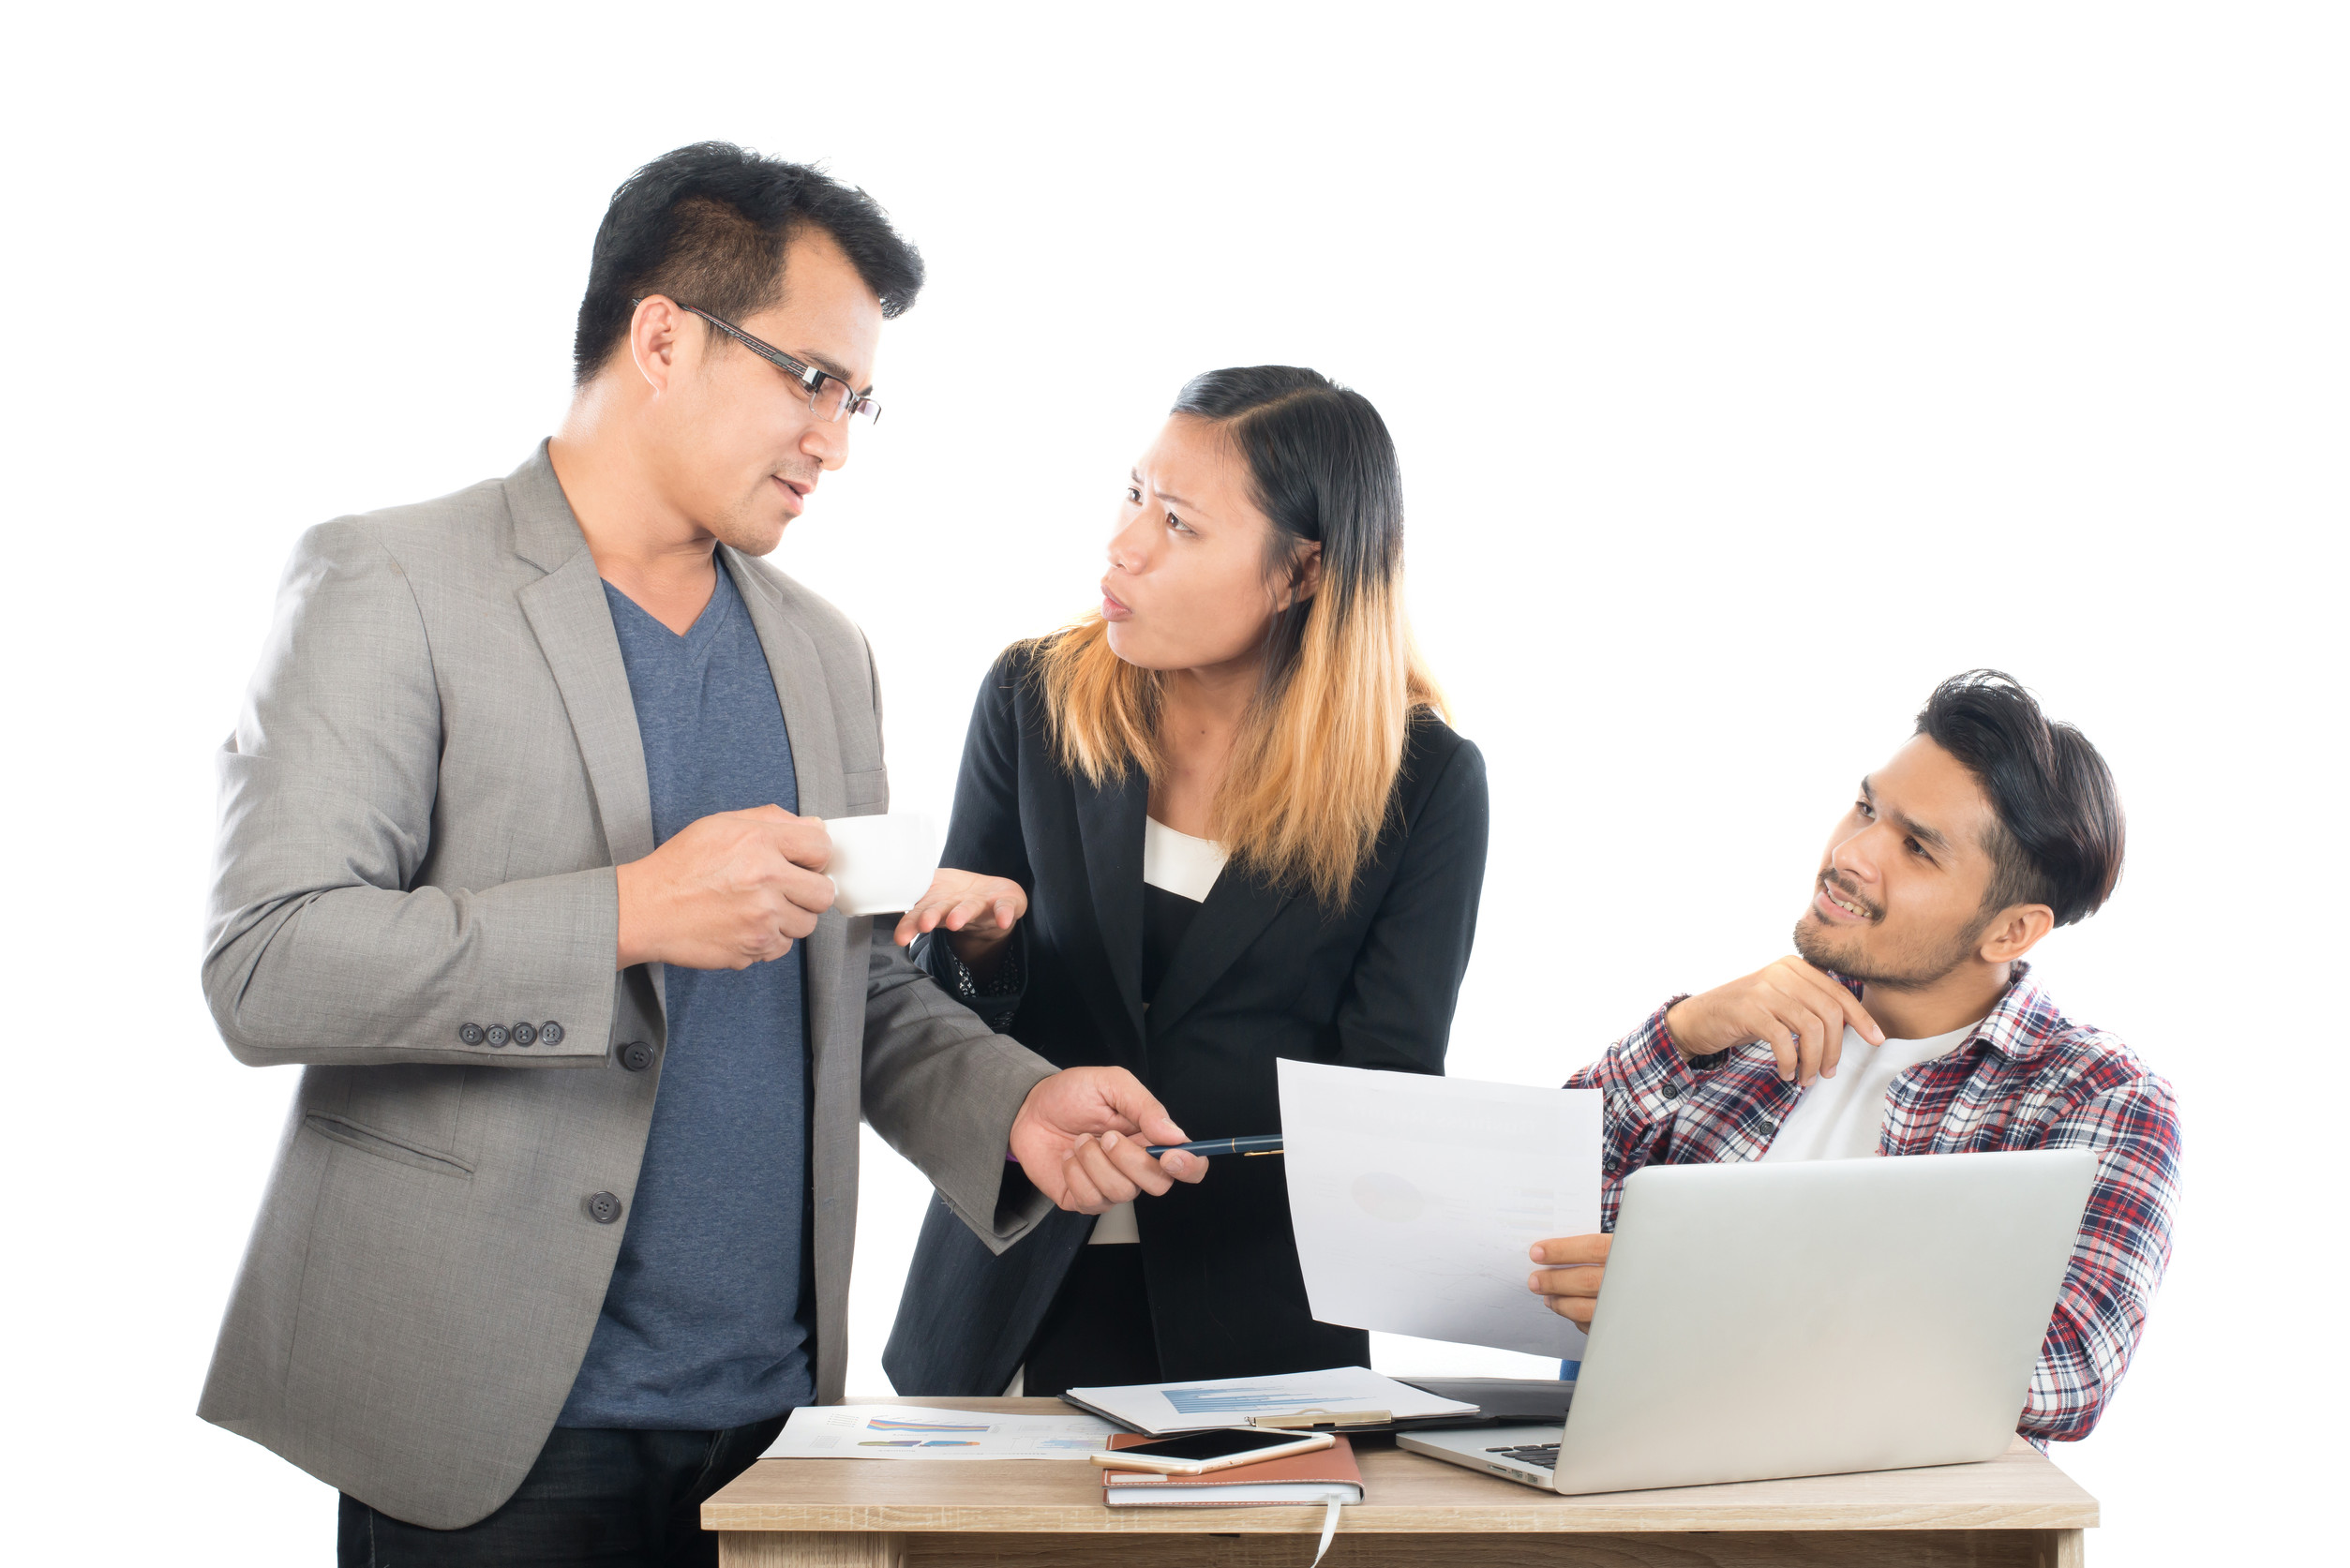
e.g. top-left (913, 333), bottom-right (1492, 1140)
top-left (1035, 366), bottom-right (1444, 908)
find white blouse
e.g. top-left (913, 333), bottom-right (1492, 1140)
top-left (1142, 815), bottom-right (1228, 903)
top-left (1091, 817), bottom-right (1230, 1247)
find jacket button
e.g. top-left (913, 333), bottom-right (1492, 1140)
top-left (485, 1024), bottom-right (510, 1048)
top-left (539, 1022), bottom-right (564, 1046)
top-left (1663, 1081), bottom-right (1683, 1100)
top-left (458, 1023), bottom-right (485, 1046)
top-left (512, 1023), bottom-right (537, 1047)
top-left (586, 1191), bottom-right (623, 1225)
top-left (620, 1041), bottom-right (655, 1072)
top-left (1758, 1118), bottom-right (1779, 1136)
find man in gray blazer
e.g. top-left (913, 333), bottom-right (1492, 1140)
top-left (201, 142), bottom-right (1205, 1566)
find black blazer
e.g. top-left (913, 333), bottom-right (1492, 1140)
top-left (883, 646), bottom-right (1489, 1395)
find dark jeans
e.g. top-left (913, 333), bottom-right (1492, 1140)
top-left (1020, 1243), bottom-right (1162, 1397)
top-left (337, 1415), bottom-right (787, 1568)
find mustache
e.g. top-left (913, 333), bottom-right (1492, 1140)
top-left (1818, 870), bottom-right (1881, 921)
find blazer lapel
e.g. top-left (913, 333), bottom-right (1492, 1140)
top-left (517, 552), bottom-right (655, 863)
top-left (723, 549), bottom-right (846, 1051)
top-left (1145, 870), bottom-right (1294, 1037)
top-left (1072, 769), bottom-right (1148, 1062)
top-left (508, 450), bottom-right (665, 1012)
top-left (723, 550), bottom-right (845, 820)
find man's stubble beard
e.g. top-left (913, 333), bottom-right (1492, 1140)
top-left (707, 490), bottom-right (787, 559)
top-left (712, 462), bottom-right (822, 560)
top-left (1791, 909), bottom-right (1987, 993)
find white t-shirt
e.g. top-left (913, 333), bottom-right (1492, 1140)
top-left (1091, 817), bottom-right (1230, 1247)
top-left (1756, 1019), bottom-right (1982, 1163)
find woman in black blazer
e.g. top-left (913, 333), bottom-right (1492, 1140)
top-left (883, 366), bottom-right (1489, 1396)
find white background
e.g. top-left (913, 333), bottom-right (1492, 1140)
top-left (3, 3), bottom-right (2341, 1561)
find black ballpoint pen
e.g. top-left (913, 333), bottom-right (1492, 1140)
top-left (1143, 1134), bottom-right (1284, 1157)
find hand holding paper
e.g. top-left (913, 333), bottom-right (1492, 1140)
top-left (1527, 1232), bottom-right (1612, 1325)
top-left (1280, 1060), bottom-right (1603, 1359)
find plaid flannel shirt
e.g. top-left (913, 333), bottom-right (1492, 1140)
top-left (1564, 962), bottom-right (2180, 1444)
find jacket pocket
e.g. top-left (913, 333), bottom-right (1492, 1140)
top-left (302, 1113), bottom-right (474, 1178)
top-left (842, 766), bottom-right (890, 813)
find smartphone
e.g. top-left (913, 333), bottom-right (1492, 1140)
top-left (1089, 1427), bottom-right (1336, 1475)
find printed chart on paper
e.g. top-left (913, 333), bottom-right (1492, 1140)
top-left (762, 1404), bottom-right (1118, 1460)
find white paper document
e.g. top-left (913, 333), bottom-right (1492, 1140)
top-left (761, 1403), bottom-right (1117, 1460)
top-left (1279, 1060), bottom-right (1604, 1360)
top-left (1062, 1366), bottom-right (1475, 1435)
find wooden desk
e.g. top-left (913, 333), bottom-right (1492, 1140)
top-left (704, 1397), bottom-right (2097, 1567)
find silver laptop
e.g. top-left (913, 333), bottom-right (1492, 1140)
top-left (1400, 1149), bottom-right (2094, 1495)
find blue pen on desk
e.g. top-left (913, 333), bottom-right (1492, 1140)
top-left (1144, 1134), bottom-right (1284, 1157)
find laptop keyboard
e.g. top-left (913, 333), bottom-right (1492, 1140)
top-left (1486, 1442), bottom-right (1561, 1469)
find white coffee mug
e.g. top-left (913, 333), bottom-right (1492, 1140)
top-left (819, 813), bottom-right (939, 917)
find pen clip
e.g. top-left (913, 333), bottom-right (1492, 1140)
top-left (1247, 1407), bottom-right (1391, 1430)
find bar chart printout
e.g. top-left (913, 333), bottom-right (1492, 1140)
top-left (762, 1404), bottom-right (1118, 1460)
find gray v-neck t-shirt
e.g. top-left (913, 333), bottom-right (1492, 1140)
top-left (558, 562), bottom-right (815, 1430)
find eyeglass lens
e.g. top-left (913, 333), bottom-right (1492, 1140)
top-left (808, 379), bottom-right (853, 422)
top-left (811, 380), bottom-right (879, 425)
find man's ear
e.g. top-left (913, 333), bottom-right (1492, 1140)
top-left (1277, 541), bottom-right (1325, 612)
top-left (1977, 903), bottom-right (2056, 964)
top-left (629, 295), bottom-right (689, 395)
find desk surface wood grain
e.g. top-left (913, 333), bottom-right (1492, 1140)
top-left (701, 1396), bottom-right (2098, 1537)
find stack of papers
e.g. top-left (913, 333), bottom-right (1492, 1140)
top-left (761, 1403), bottom-right (1116, 1460)
top-left (1062, 1366), bottom-right (1476, 1435)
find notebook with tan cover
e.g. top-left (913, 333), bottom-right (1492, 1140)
top-left (1100, 1434), bottom-right (1364, 1506)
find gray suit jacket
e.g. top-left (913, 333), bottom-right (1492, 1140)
top-left (198, 444), bottom-right (1057, 1529)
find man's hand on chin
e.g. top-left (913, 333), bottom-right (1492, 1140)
top-left (1666, 956), bottom-right (1886, 1086)
top-left (1010, 1066), bottom-right (1208, 1214)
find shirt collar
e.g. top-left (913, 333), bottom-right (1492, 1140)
top-left (1968, 961), bottom-right (2063, 1061)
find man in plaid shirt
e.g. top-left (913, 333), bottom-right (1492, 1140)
top-left (1529, 672), bottom-right (2179, 1444)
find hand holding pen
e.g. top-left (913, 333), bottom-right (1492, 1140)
top-left (1009, 1067), bottom-right (1210, 1214)
top-left (1144, 1134), bottom-right (1284, 1157)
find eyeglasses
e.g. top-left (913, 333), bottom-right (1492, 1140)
top-left (633, 297), bottom-right (882, 425)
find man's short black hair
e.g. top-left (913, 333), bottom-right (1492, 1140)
top-left (572, 142), bottom-right (924, 385)
top-left (1916, 670), bottom-right (2125, 928)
